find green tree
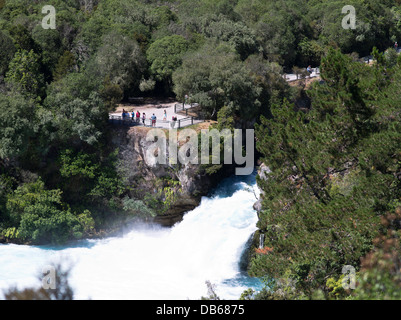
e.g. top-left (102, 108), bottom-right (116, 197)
top-left (5, 50), bottom-right (45, 98)
top-left (9, 24), bottom-right (39, 53)
top-left (298, 38), bottom-right (324, 67)
top-left (53, 51), bottom-right (77, 81)
top-left (58, 148), bottom-right (124, 205)
top-left (173, 42), bottom-right (257, 119)
top-left (44, 91), bottom-right (106, 145)
top-left (252, 48), bottom-right (400, 294)
top-left (352, 209), bottom-right (401, 300)
top-left (31, 25), bottom-right (64, 81)
top-left (0, 29), bottom-right (16, 76)
top-left (6, 179), bottom-right (81, 244)
top-left (255, 1), bottom-right (311, 67)
top-left (173, 42), bottom-right (288, 121)
top-left (95, 31), bottom-right (146, 96)
top-left (147, 35), bottom-right (189, 92)
top-left (307, 0), bottom-right (394, 57)
top-left (199, 15), bottom-right (260, 60)
top-left (0, 93), bottom-right (35, 160)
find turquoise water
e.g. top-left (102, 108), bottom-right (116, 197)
top-left (0, 173), bottom-right (263, 300)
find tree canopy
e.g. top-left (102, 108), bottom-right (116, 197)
top-left (252, 48), bottom-right (401, 298)
top-left (1, 0), bottom-right (401, 300)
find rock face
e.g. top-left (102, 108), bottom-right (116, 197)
top-left (252, 163), bottom-right (269, 216)
top-left (249, 163), bottom-right (270, 266)
top-left (111, 126), bottom-right (233, 226)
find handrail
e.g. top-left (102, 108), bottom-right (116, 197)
top-left (108, 115), bottom-right (198, 129)
top-left (174, 103), bottom-right (199, 114)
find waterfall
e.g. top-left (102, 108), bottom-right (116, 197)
top-left (259, 233), bottom-right (265, 249)
top-left (0, 174), bottom-right (263, 300)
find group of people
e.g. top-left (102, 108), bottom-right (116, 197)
top-left (121, 109), bottom-right (147, 125)
top-left (121, 109), bottom-right (173, 127)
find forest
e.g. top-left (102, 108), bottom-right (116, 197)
top-left (1, 0), bottom-right (401, 299)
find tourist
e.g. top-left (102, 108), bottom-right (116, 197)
top-left (163, 110), bottom-right (167, 121)
top-left (171, 116), bottom-right (177, 129)
top-left (122, 109), bottom-right (126, 119)
top-left (307, 65), bottom-right (312, 75)
top-left (151, 114), bottom-right (157, 127)
top-left (131, 110), bottom-right (135, 120)
top-left (142, 113), bottom-right (146, 126)
top-left (136, 110), bottom-right (141, 123)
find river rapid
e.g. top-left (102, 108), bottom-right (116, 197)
top-left (0, 173), bottom-right (263, 300)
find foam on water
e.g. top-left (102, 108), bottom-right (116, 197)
top-left (0, 174), bottom-right (263, 300)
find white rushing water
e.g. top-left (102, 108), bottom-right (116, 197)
top-left (0, 174), bottom-right (263, 300)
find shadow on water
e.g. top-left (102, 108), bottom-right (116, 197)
top-left (207, 169), bottom-right (257, 199)
top-left (239, 233), bottom-right (254, 272)
top-left (230, 231), bottom-right (265, 293)
top-left (221, 274), bottom-right (264, 293)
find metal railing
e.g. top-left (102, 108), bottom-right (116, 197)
top-left (108, 115), bottom-right (198, 129)
top-left (174, 103), bottom-right (199, 115)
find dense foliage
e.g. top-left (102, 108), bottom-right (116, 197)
top-left (253, 49), bottom-right (401, 299)
top-left (1, 0), bottom-right (401, 299)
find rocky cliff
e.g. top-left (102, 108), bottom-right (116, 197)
top-left (111, 125), bottom-right (234, 226)
top-left (248, 163), bottom-right (270, 265)
top-left (252, 163), bottom-right (269, 215)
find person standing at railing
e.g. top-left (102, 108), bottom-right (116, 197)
top-left (163, 110), bottom-right (167, 121)
top-left (151, 114), bottom-right (157, 127)
top-left (142, 113), bottom-right (146, 126)
top-left (136, 110), bottom-right (140, 123)
top-left (171, 116), bottom-right (177, 128)
top-left (131, 110), bottom-right (135, 120)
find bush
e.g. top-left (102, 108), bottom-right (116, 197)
top-left (5, 178), bottom-right (85, 244)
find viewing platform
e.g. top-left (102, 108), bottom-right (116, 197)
top-left (108, 115), bottom-right (203, 129)
top-left (108, 100), bottom-right (204, 129)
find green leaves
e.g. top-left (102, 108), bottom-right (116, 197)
top-left (45, 90), bottom-right (107, 145)
top-left (147, 35), bottom-right (189, 82)
top-left (53, 51), bottom-right (76, 81)
top-left (18, 209), bottom-right (79, 244)
top-left (122, 198), bottom-right (156, 218)
top-left (253, 48), bottom-right (401, 293)
top-left (58, 148), bottom-right (124, 202)
top-left (1, 227), bottom-right (19, 240)
top-left (95, 31), bottom-right (146, 94)
top-left (0, 29), bottom-right (15, 76)
top-left (59, 149), bottom-right (99, 180)
top-left (6, 179), bottom-right (63, 222)
top-left (200, 15), bottom-right (259, 60)
top-left (5, 49), bottom-right (45, 98)
top-left (0, 93), bottom-right (35, 160)
top-left (173, 42), bottom-right (284, 120)
top-left (4, 178), bottom-right (79, 244)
